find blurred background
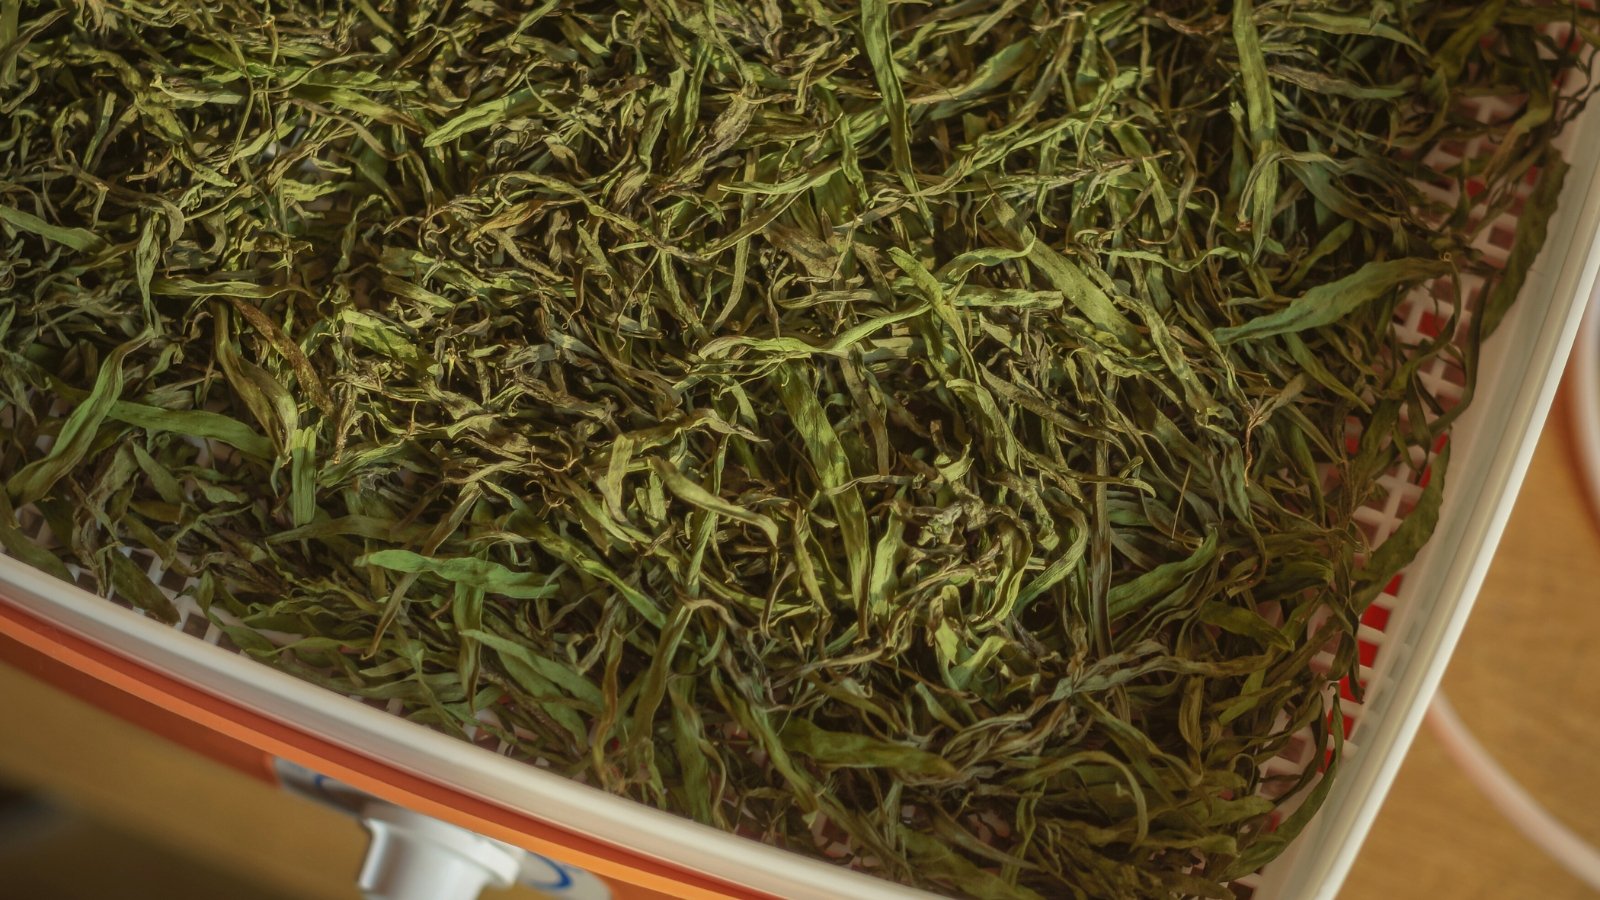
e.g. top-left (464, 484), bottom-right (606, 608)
top-left (1, 382), bottom-right (1597, 899)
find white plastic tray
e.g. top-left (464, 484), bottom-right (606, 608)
top-left (3, 63), bottom-right (1599, 900)
top-left (1249, 72), bottom-right (1600, 900)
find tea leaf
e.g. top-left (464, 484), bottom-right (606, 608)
top-left (0, 203), bottom-right (105, 252)
top-left (780, 718), bottom-right (958, 778)
top-left (1216, 258), bottom-right (1454, 343)
top-left (649, 457), bottom-right (779, 545)
top-left (8, 339), bottom-right (144, 505)
top-left (360, 550), bottom-right (561, 600)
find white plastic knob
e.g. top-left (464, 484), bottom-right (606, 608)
top-left (358, 804), bottom-right (523, 900)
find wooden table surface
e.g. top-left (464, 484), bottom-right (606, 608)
top-left (1, 387), bottom-right (1598, 899)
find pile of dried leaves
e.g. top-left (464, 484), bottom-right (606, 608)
top-left (0, 0), bottom-right (1593, 896)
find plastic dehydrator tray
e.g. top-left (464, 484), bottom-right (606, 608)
top-left (4, 46), bottom-right (1600, 900)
